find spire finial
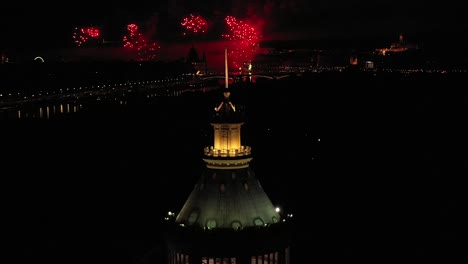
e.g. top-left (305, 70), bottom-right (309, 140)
top-left (224, 47), bottom-right (229, 89)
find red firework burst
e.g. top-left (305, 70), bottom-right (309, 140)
top-left (73, 27), bottom-right (101, 46)
top-left (123, 23), bottom-right (160, 61)
top-left (223, 16), bottom-right (261, 70)
top-left (181, 14), bottom-right (208, 36)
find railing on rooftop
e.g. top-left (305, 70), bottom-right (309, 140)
top-left (204, 146), bottom-right (251, 157)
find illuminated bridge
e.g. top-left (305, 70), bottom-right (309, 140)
top-left (200, 73), bottom-right (292, 82)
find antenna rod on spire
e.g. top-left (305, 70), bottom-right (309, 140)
top-left (224, 47), bottom-right (228, 89)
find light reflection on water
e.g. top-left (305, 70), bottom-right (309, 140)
top-left (4, 103), bottom-right (83, 120)
top-left (1, 84), bottom-right (219, 120)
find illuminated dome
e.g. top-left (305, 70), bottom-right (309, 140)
top-left (175, 167), bottom-right (281, 229)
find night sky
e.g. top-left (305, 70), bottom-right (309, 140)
top-left (1, 0), bottom-right (466, 52)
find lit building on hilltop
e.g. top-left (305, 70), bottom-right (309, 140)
top-left (364, 60), bottom-right (374, 70)
top-left (376, 33), bottom-right (419, 55)
top-left (349, 55), bottom-right (358, 65)
top-left (165, 49), bottom-right (292, 264)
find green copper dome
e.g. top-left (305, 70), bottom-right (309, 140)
top-left (175, 167), bottom-right (280, 229)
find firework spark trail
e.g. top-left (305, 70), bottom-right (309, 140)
top-left (123, 23), bottom-right (159, 61)
top-left (181, 14), bottom-right (208, 36)
top-left (73, 27), bottom-right (101, 46)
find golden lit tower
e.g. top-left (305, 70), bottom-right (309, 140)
top-left (165, 48), bottom-right (292, 264)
